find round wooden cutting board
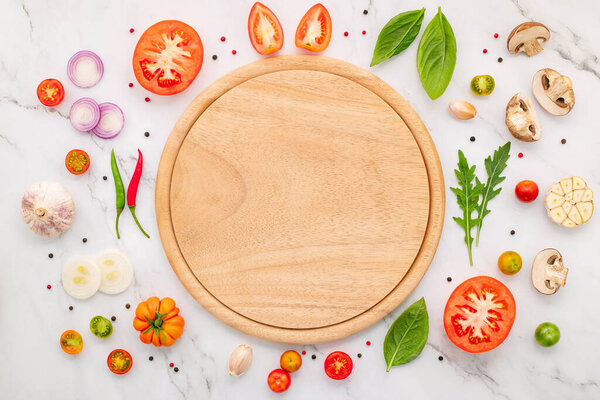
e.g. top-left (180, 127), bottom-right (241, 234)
top-left (156, 55), bottom-right (444, 344)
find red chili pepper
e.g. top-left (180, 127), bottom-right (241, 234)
top-left (127, 149), bottom-right (150, 238)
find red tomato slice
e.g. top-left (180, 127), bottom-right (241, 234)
top-left (133, 20), bottom-right (203, 96)
top-left (248, 2), bottom-right (284, 55)
top-left (37, 79), bottom-right (64, 106)
top-left (444, 276), bottom-right (516, 353)
top-left (107, 349), bottom-right (132, 375)
top-left (324, 351), bottom-right (353, 380)
top-left (65, 149), bottom-right (90, 175)
top-left (295, 3), bottom-right (332, 52)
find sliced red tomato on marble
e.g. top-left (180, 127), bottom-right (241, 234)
top-left (107, 349), bottom-right (132, 374)
top-left (37, 79), bottom-right (64, 106)
top-left (324, 351), bottom-right (353, 380)
top-left (133, 20), bottom-right (203, 96)
top-left (295, 3), bottom-right (332, 52)
top-left (248, 2), bottom-right (284, 55)
top-left (443, 276), bottom-right (516, 353)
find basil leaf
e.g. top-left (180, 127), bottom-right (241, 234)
top-left (416, 7), bottom-right (457, 100)
top-left (370, 8), bottom-right (425, 67)
top-left (384, 297), bottom-right (428, 371)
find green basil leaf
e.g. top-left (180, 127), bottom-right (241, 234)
top-left (416, 7), bottom-right (457, 100)
top-left (370, 8), bottom-right (425, 67)
top-left (383, 297), bottom-right (428, 371)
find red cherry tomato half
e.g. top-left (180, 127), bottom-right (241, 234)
top-left (65, 149), bottom-right (90, 175)
top-left (107, 349), bottom-right (133, 374)
top-left (37, 79), bottom-right (65, 106)
top-left (248, 2), bottom-right (284, 55)
top-left (515, 180), bottom-right (539, 202)
top-left (444, 276), bottom-right (516, 353)
top-left (324, 351), bottom-right (353, 380)
top-left (267, 369), bottom-right (291, 393)
top-left (295, 3), bottom-right (332, 52)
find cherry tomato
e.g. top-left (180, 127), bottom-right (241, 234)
top-left (324, 351), bottom-right (353, 380)
top-left (267, 369), bottom-right (291, 393)
top-left (444, 276), bottom-right (516, 353)
top-left (515, 180), bottom-right (539, 202)
top-left (65, 149), bottom-right (90, 175)
top-left (37, 79), bottom-right (65, 106)
top-left (535, 322), bottom-right (560, 347)
top-left (470, 75), bottom-right (495, 96)
top-left (107, 349), bottom-right (133, 374)
top-left (497, 251), bottom-right (522, 275)
top-left (60, 330), bottom-right (83, 355)
top-left (280, 350), bottom-right (302, 373)
top-left (248, 2), bottom-right (284, 55)
top-left (133, 20), bottom-right (203, 96)
top-left (295, 4), bottom-right (332, 52)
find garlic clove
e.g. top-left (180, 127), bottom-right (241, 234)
top-left (229, 344), bottom-right (253, 376)
top-left (448, 100), bottom-right (477, 120)
top-left (21, 181), bottom-right (75, 237)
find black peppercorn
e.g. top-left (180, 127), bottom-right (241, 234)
top-left (438, 356), bottom-right (444, 361)
top-left (144, 131), bottom-right (150, 137)
top-left (363, 9), bottom-right (368, 14)
top-left (357, 353), bottom-right (362, 358)
top-left (497, 57), bottom-right (503, 63)
top-left (470, 136), bottom-right (475, 142)
top-left (82, 238), bottom-right (87, 243)
top-left (69, 306), bottom-right (73, 311)
top-left (126, 303), bottom-right (131, 309)
top-left (447, 277), bottom-right (452, 282)
top-left (510, 230), bottom-right (515, 235)
top-left (149, 356), bottom-right (154, 361)
top-left (212, 54), bottom-right (218, 60)
top-left (48, 253), bottom-right (54, 258)
top-left (561, 138), bottom-right (567, 144)
top-left (174, 367), bottom-right (179, 372)
top-left (311, 354), bottom-right (316, 360)
top-left (111, 316), bottom-right (116, 321)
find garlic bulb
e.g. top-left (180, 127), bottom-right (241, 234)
top-left (21, 181), bottom-right (75, 237)
top-left (229, 344), bottom-right (253, 376)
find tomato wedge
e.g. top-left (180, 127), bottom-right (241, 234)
top-left (295, 3), bottom-right (332, 52)
top-left (133, 20), bottom-right (203, 96)
top-left (248, 2), bottom-right (284, 55)
top-left (444, 276), bottom-right (516, 353)
top-left (324, 351), bottom-right (353, 380)
top-left (37, 79), bottom-right (64, 106)
top-left (65, 149), bottom-right (90, 175)
top-left (107, 349), bottom-right (132, 375)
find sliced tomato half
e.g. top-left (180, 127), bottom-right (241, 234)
top-left (295, 3), bottom-right (332, 52)
top-left (37, 79), bottom-right (65, 106)
top-left (107, 349), bottom-right (132, 375)
top-left (133, 20), bottom-right (203, 96)
top-left (248, 2), bottom-right (284, 55)
top-left (443, 276), bottom-right (516, 353)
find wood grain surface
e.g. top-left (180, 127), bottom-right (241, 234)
top-left (156, 55), bottom-right (445, 343)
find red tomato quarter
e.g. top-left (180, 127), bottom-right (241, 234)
top-left (267, 369), bottom-right (291, 393)
top-left (295, 3), bottom-right (332, 52)
top-left (324, 351), bottom-right (353, 380)
top-left (37, 79), bottom-right (64, 106)
top-left (133, 20), bottom-right (203, 96)
top-left (515, 180), bottom-right (539, 202)
top-left (444, 276), bottom-right (516, 353)
top-left (107, 349), bottom-right (132, 375)
top-left (248, 2), bottom-right (284, 55)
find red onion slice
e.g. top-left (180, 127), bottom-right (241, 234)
top-left (69, 97), bottom-right (100, 132)
top-left (67, 50), bottom-right (104, 88)
top-left (91, 103), bottom-right (124, 139)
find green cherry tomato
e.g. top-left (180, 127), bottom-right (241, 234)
top-left (90, 316), bottom-right (113, 339)
top-left (497, 251), bottom-right (522, 275)
top-left (535, 322), bottom-right (560, 347)
top-left (470, 75), bottom-right (495, 96)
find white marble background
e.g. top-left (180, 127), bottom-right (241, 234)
top-left (1, 0), bottom-right (600, 399)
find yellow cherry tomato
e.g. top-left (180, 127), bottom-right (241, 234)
top-left (280, 350), bottom-right (302, 373)
top-left (497, 251), bottom-right (522, 275)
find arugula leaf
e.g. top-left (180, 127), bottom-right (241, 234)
top-left (416, 7), bottom-right (457, 100)
top-left (451, 150), bottom-right (483, 266)
top-left (475, 142), bottom-right (511, 246)
top-left (383, 297), bottom-right (428, 372)
top-left (370, 8), bottom-right (425, 67)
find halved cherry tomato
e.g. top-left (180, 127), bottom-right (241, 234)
top-left (248, 2), bottom-right (284, 55)
top-left (107, 349), bottom-right (132, 375)
top-left (37, 79), bottom-right (64, 106)
top-left (60, 330), bottom-right (83, 355)
top-left (65, 149), bottom-right (90, 175)
top-left (444, 276), bottom-right (516, 353)
top-left (133, 20), bottom-right (203, 96)
top-left (267, 369), bottom-right (291, 393)
top-left (295, 4), bottom-right (332, 52)
top-left (280, 350), bottom-right (302, 373)
top-left (515, 180), bottom-right (539, 202)
top-left (324, 351), bottom-right (353, 380)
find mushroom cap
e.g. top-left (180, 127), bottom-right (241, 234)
top-left (507, 22), bottom-right (550, 55)
top-left (531, 248), bottom-right (568, 295)
top-left (532, 68), bottom-right (575, 116)
top-left (505, 92), bottom-right (541, 142)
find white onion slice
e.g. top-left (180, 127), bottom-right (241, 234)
top-left (69, 97), bottom-right (100, 132)
top-left (91, 102), bottom-right (124, 139)
top-left (95, 249), bottom-right (134, 295)
top-left (62, 257), bottom-right (101, 299)
top-left (67, 50), bottom-right (104, 88)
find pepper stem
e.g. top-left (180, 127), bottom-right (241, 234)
top-left (115, 208), bottom-right (123, 239)
top-left (129, 206), bottom-right (150, 238)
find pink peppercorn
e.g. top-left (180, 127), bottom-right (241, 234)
top-left (232, 50), bottom-right (237, 55)
top-left (145, 97), bottom-right (150, 102)
top-left (494, 33), bottom-right (499, 38)
top-left (169, 362), bottom-right (174, 367)
top-left (366, 341), bottom-right (371, 346)
top-left (483, 49), bottom-right (488, 54)
top-left (518, 152), bottom-right (523, 158)
top-left (128, 82), bottom-right (133, 87)
top-left (344, 32), bottom-right (349, 37)
top-left (130, 28), bottom-right (134, 33)
top-left (301, 350), bottom-right (306, 355)
top-left (220, 36), bottom-right (226, 42)
top-left (47, 284), bottom-right (52, 290)
top-left (362, 30), bottom-right (366, 35)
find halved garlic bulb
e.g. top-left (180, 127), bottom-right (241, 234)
top-left (21, 181), bottom-right (75, 237)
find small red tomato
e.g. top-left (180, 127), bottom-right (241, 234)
top-left (515, 180), bottom-right (539, 202)
top-left (267, 369), bottom-right (291, 393)
top-left (65, 149), bottom-right (90, 175)
top-left (107, 349), bottom-right (132, 374)
top-left (324, 351), bottom-right (353, 380)
top-left (37, 79), bottom-right (65, 107)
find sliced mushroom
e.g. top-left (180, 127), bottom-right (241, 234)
top-left (507, 22), bottom-right (550, 57)
top-left (505, 92), bottom-right (541, 141)
top-left (532, 68), bottom-right (575, 116)
top-left (531, 248), bottom-right (569, 295)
